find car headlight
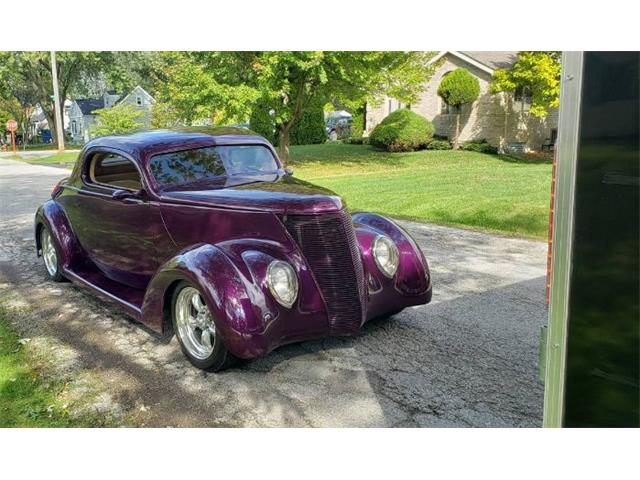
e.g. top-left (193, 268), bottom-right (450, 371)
top-left (372, 235), bottom-right (399, 277)
top-left (267, 260), bottom-right (298, 308)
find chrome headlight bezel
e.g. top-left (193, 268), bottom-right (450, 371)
top-left (267, 260), bottom-right (299, 309)
top-left (372, 235), bottom-right (400, 278)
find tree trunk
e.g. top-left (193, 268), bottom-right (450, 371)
top-left (42, 106), bottom-right (59, 148)
top-left (453, 113), bottom-right (461, 150)
top-left (278, 127), bottom-right (290, 164)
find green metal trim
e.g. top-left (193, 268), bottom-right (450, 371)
top-left (542, 52), bottom-right (584, 428)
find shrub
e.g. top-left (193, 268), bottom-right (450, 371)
top-left (426, 139), bottom-right (452, 150)
top-left (369, 109), bottom-right (434, 152)
top-left (290, 102), bottom-right (326, 145)
top-left (344, 136), bottom-right (369, 145)
top-left (250, 99), bottom-right (277, 145)
top-left (461, 139), bottom-right (498, 154)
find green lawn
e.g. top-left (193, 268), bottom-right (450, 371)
top-left (26, 151), bottom-right (79, 168)
top-left (0, 306), bottom-right (107, 427)
top-left (24, 142), bottom-right (552, 239)
top-left (290, 143), bottom-right (552, 239)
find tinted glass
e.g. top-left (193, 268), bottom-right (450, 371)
top-left (150, 145), bottom-right (278, 186)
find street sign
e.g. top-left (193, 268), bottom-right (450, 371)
top-left (6, 119), bottom-right (17, 154)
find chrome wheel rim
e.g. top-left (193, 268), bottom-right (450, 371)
top-left (41, 228), bottom-right (58, 277)
top-left (175, 287), bottom-right (215, 360)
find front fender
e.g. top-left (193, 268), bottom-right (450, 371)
top-left (35, 200), bottom-right (83, 270)
top-left (141, 239), bottom-right (327, 358)
top-left (353, 212), bottom-right (432, 301)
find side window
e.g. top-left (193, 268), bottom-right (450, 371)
top-left (88, 153), bottom-right (142, 190)
top-left (514, 86), bottom-right (533, 112)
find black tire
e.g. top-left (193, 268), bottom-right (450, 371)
top-left (171, 280), bottom-right (236, 372)
top-left (39, 224), bottom-right (66, 282)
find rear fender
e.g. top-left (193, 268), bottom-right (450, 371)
top-left (35, 200), bottom-right (83, 269)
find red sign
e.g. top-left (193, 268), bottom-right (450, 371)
top-left (6, 119), bottom-right (18, 132)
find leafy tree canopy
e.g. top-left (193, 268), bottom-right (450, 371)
top-left (490, 51), bottom-right (561, 117)
top-left (154, 51), bottom-right (436, 161)
top-left (437, 68), bottom-right (480, 106)
top-left (91, 103), bottom-right (145, 137)
top-left (0, 52), bottom-right (160, 144)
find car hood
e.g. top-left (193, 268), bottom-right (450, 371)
top-left (158, 173), bottom-right (345, 214)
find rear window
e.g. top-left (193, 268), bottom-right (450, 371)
top-left (150, 145), bottom-right (279, 187)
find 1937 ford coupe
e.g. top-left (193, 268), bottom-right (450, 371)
top-left (35, 128), bottom-right (432, 371)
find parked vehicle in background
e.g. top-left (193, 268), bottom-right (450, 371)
top-left (326, 110), bottom-right (353, 140)
top-left (34, 127), bottom-right (432, 371)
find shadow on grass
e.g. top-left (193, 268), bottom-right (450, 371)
top-left (494, 153), bottom-right (554, 165)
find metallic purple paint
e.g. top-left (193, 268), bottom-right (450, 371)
top-left (35, 128), bottom-right (432, 362)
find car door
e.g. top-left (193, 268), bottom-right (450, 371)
top-left (62, 149), bottom-right (167, 289)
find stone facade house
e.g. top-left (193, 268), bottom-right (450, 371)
top-left (366, 51), bottom-right (559, 151)
top-left (68, 86), bottom-right (155, 143)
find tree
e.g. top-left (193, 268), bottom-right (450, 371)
top-left (155, 52), bottom-right (437, 162)
top-left (490, 51), bottom-right (561, 117)
top-left (437, 68), bottom-right (480, 149)
top-left (243, 52), bottom-right (436, 161)
top-left (152, 52), bottom-right (258, 127)
top-left (92, 103), bottom-right (145, 137)
top-left (0, 52), bottom-right (119, 147)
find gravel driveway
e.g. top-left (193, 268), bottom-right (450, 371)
top-left (0, 158), bottom-right (547, 427)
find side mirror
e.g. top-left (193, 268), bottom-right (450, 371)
top-left (284, 167), bottom-right (294, 176)
top-left (111, 189), bottom-right (145, 201)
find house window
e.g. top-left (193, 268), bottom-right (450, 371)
top-left (136, 96), bottom-right (143, 106)
top-left (514, 86), bottom-right (533, 112)
top-left (71, 120), bottom-right (77, 134)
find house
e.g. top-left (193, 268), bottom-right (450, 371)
top-left (366, 51), bottom-right (559, 151)
top-left (68, 85), bottom-right (155, 143)
top-left (28, 100), bottom-right (72, 141)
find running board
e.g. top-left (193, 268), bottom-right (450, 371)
top-left (63, 264), bottom-right (145, 321)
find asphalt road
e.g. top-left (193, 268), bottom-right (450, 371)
top-left (0, 157), bottom-right (547, 427)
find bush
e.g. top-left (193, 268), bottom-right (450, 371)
top-left (290, 102), bottom-right (326, 145)
top-left (369, 109), bottom-right (434, 152)
top-left (461, 139), bottom-right (498, 154)
top-left (343, 136), bottom-right (369, 145)
top-left (250, 99), bottom-right (277, 145)
top-left (426, 139), bottom-right (452, 150)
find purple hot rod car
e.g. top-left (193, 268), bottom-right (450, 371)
top-left (35, 128), bottom-right (432, 371)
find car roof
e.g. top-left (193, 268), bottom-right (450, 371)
top-left (83, 127), bottom-right (273, 163)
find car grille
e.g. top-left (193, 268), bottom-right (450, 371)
top-left (283, 210), bottom-right (366, 334)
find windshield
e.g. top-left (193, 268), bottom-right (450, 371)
top-left (150, 145), bottom-right (279, 187)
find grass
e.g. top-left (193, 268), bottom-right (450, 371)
top-left (23, 142), bottom-right (552, 239)
top-left (24, 151), bottom-right (79, 168)
top-left (289, 143), bottom-right (552, 239)
top-left (0, 305), bottom-right (107, 427)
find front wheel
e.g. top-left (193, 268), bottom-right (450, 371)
top-left (40, 225), bottom-right (65, 282)
top-left (171, 281), bottom-right (236, 372)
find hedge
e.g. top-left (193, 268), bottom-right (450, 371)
top-left (369, 109), bottom-right (434, 152)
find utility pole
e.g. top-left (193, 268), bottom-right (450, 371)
top-left (50, 51), bottom-right (65, 152)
